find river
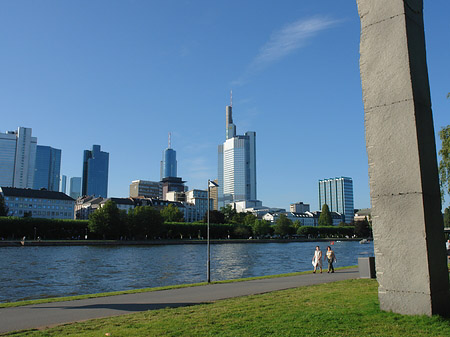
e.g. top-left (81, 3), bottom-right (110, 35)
top-left (0, 241), bottom-right (374, 303)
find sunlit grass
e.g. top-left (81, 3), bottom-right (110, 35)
top-left (7, 279), bottom-right (450, 337)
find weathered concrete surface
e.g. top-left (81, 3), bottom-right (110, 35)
top-left (357, 0), bottom-right (449, 316)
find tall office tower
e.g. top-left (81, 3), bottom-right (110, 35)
top-left (218, 96), bottom-right (257, 208)
top-left (60, 175), bottom-right (67, 194)
top-left (318, 177), bottom-right (354, 223)
top-left (0, 127), bottom-right (37, 188)
top-left (33, 145), bottom-right (61, 191)
top-left (82, 145), bottom-right (109, 197)
top-left (69, 177), bottom-right (82, 199)
top-left (160, 133), bottom-right (177, 180)
top-left (130, 180), bottom-right (162, 199)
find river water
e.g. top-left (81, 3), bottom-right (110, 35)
top-left (0, 241), bottom-right (374, 303)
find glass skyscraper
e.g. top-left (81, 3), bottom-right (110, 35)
top-left (0, 127), bottom-right (37, 188)
top-left (318, 177), bottom-right (354, 223)
top-left (69, 177), bottom-right (82, 199)
top-left (218, 102), bottom-right (257, 208)
top-left (82, 145), bottom-right (109, 198)
top-left (160, 133), bottom-right (177, 180)
top-left (33, 145), bottom-right (61, 192)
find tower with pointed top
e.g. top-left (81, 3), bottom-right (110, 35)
top-left (160, 133), bottom-right (177, 180)
top-left (218, 94), bottom-right (257, 208)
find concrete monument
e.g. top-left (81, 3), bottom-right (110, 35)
top-left (357, 0), bottom-right (449, 316)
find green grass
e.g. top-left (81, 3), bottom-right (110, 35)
top-left (5, 279), bottom-right (450, 337)
top-left (0, 266), bottom-right (356, 308)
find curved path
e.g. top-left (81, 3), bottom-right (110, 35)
top-left (0, 268), bottom-right (359, 334)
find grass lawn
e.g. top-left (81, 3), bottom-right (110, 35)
top-left (6, 279), bottom-right (450, 337)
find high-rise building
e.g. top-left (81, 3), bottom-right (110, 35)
top-left (0, 127), bottom-right (37, 188)
top-left (129, 180), bottom-right (162, 199)
top-left (33, 145), bottom-right (61, 191)
top-left (218, 98), bottom-right (257, 208)
top-left (82, 145), bottom-right (109, 198)
top-left (60, 175), bottom-right (67, 194)
top-left (160, 133), bottom-right (177, 180)
top-left (69, 177), bottom-right (82, 199)
top-left (318, 177), bottom-right (354, 223)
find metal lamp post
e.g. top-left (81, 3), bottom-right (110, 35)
top-left (207, 179), bottom-right (218, 283)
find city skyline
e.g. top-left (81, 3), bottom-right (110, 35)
top-left (1, 1), bottom-right (448, 211)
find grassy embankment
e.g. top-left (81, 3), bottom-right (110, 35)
top-left (6, 278), bottom-right (450, 337)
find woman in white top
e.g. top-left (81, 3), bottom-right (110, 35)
top-left (312, 246), bottom-right (323, 273)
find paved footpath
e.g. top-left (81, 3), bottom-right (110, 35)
top-left (0, 268), bottom-right (358, 334)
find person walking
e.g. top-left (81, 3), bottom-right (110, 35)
top-left (312, 246), bottom-right (322, 273)
top-left (326, 246), bottom-right (336, 273)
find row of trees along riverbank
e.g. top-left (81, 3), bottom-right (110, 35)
top-left (0, 200), bottom-right (372, 240)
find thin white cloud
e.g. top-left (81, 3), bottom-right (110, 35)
top-left (233, 16), bottom-right (339, 85)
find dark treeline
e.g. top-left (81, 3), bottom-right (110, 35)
top-left (0, 200), bottom-right (372, 240)
top-left (0, 217), bottom-right (89, 240)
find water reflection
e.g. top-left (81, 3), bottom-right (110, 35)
top-left (0, 241), bottom-right (373, 303)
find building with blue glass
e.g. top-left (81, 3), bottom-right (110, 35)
top-left (69, 176), bottom-right (82, 199)
top-left (33, 145), bottom-right (61, 192)
top-left (82, 145), bottom-right (109, 198)
top-left (318, 176), bottom-right (354, 223)
top-left (160, 134), bottom-right (177, 180)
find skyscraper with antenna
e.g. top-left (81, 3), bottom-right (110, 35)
top-left (160, 133), bottom-right (177, 180)
top-left (218, 92), bottom-right (257, 208)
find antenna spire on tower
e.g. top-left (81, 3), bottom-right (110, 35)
top-left (168, 132), bottom-right (171, 148)
top-left (230, 90), bottom-right (233, 107)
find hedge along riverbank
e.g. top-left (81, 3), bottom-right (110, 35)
top-left (0, 217), bottom-right (362, 241)
top-left (0, 218), bottom-right (249, 240)
top-left (0, 217), bottom-right (89, 240)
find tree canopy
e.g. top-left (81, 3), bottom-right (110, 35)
top-left (88, 200), bottom-right (126, 239)
top-left (318, 204), bottom-right (333, 226)
top-left (274, 214), bottom-right (293, 236)
top-left (220, 205), bottom-right (237, 223)
top-left (0, 194), bottom-right (8, 216)
top-left (161, 204), bottom-right (184, 222)
top-left (439, 125), bottom-right (450, 202)
top-left (128, 206), bottom-right (164, 238)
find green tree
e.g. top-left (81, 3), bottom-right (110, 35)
top-left (251, 219), bottom-right (271, 237)
top-left (438, 125), bottom-right (450, 202)
top-left (243, 213), bottom-right (257, 226)
top-left (88, 200), bottom-right (126, 239)
top-left (233, 224), bottom-right (251, 238)
top-left (444, 206), bottom-right (450, 228)
top-left (274, 214), bottom-right (293, 236)
top-left (0, 194), bottom-right (9, 216)
top-left (292, 220), bottom-right (301, 232)
top-left (220, 204), bottom-right (237, 223)
top-left (128, 206), bottom-right (164, 238)
top-left (318, 204), bottom-right (333, 226)
top-left (231, 212), bottom-right (246, 225)
top-left (354, 219), bottom-right (372, 238)
top-left (205, 210), bottom-right (225, 224)
top-left (161, 203), bottom-right (184, 222)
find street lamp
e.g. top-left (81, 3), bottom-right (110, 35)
top-left (207, 179), bottom-right (218, 283)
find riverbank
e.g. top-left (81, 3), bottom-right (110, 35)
top-left (2, 276), bottom-right (449, 336)
top-left (0, 237), bottom-right (363, 247)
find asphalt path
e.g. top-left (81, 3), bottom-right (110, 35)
top-left (0, 268), bottom-right (359, 334)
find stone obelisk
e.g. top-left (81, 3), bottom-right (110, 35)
top-left (357, 0), bottom-right (449, 316)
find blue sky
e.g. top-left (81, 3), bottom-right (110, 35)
top-left (1, 1), bottom-right (449, 211)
